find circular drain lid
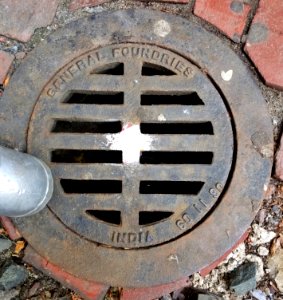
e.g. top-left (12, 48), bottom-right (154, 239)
top-left (29, 43), bottom-right (233, 248)
top-left (0, 9), bottom-right (272, 287)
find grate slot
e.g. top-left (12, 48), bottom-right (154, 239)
top-left (141, 92), bottom-right (204, 105)
top-left (65, 92), bottom-right (124, 104)
top-left (140, 122), bottom-right (213, 135)
top-left (140, 181), bottom-right (204, 194)
top-left (52, 121), bottom-right (122, 133)
top-left (142, 63), bottom-right (176, 76)
top-left (91, 63), bottom-right (124, 75)
top-left (86, 210), bottom-right (121, 225)
top-left (140, 151), bottom-right (213, 164)
top-left (139, 211), bottom-right (173, 225)
top-left (51, 150), bottom-right (123, 163)
top-left (60, 179), bottom-right (122, 194)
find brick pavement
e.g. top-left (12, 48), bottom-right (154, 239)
top-left (0, 50), bottom-right (13, 85)
top-left (245, 0), bottom-right (283, 90)
top-left (194, 0), bottom-right (251, 42)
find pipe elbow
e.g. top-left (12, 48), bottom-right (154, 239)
top-left (0, 146), bottom-right (53, 217)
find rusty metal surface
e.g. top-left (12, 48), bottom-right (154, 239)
top-left (27, 43), bottom-right (233, 248)
top-left (0, 9), bottom-right (273, 287)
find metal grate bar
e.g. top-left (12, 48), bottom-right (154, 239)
top-left (141, 76), bottom-right (202, 92)
top-left (139, 106), bottom-right (212, 122)
top-left (51, 164), bottom-right (124, 180)
top-left (149, 135), bottom-right (218, 151)
top-left (51, 105), bottom-right (125, 121)
top-left (137, 165), bottom-right (212, 181)
top-left (66, 75), bottom-right (126, 92)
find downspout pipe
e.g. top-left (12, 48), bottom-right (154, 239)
top-left (0, 146), bottom-right (53, 217)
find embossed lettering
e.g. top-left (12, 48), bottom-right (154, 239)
top-left (67, 64), bottom-right (79, 77)
top-left (198, 198), bottom-right (208, 207)
top-left (176, 219), bottom-right (186, 230)
top-left (184, 67), bottom-right (193, 77)
top-left (111, 231), bottom-right (151, 244)
top-left (193, 203), bottom-right (202, 213)
top-left (76, 59), bottom-right (87, 71)
top-left (182, 213), bottom-right (192, 223)
top-left (176, 213), bottom-right (193, 231)
top-left (46, 45), bottom-right (196, 99)
top-left (161, 53), bottom-right (169, 65)
top-left (112, 48), bottom-right (121, 58)
top-left (170, 57), bottom-right (176, 67)
top-left (141, 47), bottom-right (150, 59)
top-left (152, 50), bottom-right (160, 60)
top-left (47, 88), bottom-right (56, 97)
top-left (128, 233), bottom-right (137, 243)
top-left (216, 183), bottom-right (223, 191)
top-left (175, 61), bottom-right (185, 73)
top-left (122, 47), bottom-right (130, 56)
top-left (131, 47), bottom-right (140, 56)
top-left (60, 70), bottom-right (73, 82)
top-left (87, 52), bottom-right (101, 66)
top-left (209, 182), bottom-right (223, 198)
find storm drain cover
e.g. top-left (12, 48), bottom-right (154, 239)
top-left (0, 9), bottom-right (273, 287)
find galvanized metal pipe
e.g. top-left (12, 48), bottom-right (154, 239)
top-left (0, 146), bottom-right (53, 217)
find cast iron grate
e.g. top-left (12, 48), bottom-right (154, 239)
top-left (28, 44), bottom-right (234, 248)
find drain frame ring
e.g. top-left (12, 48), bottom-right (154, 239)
top-left (0, 9), bottom-right (273, 287)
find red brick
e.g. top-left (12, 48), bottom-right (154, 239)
top-left (194, 0), bottom-right (251, 42)
top-left (69, 0), bottom-right (110, 11)
top-left (199, 230), bottom-right (249, 277)
top-left (275, 134), bottom-right (283, 180)
top-left (0, 0), bottom-right (59, 42)
top-left (24, 246), bottom-right (109, 300)
top-left (0, 50), bottom-right (14, 84)
top-left (244, 0), bottom-right (283, 90)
